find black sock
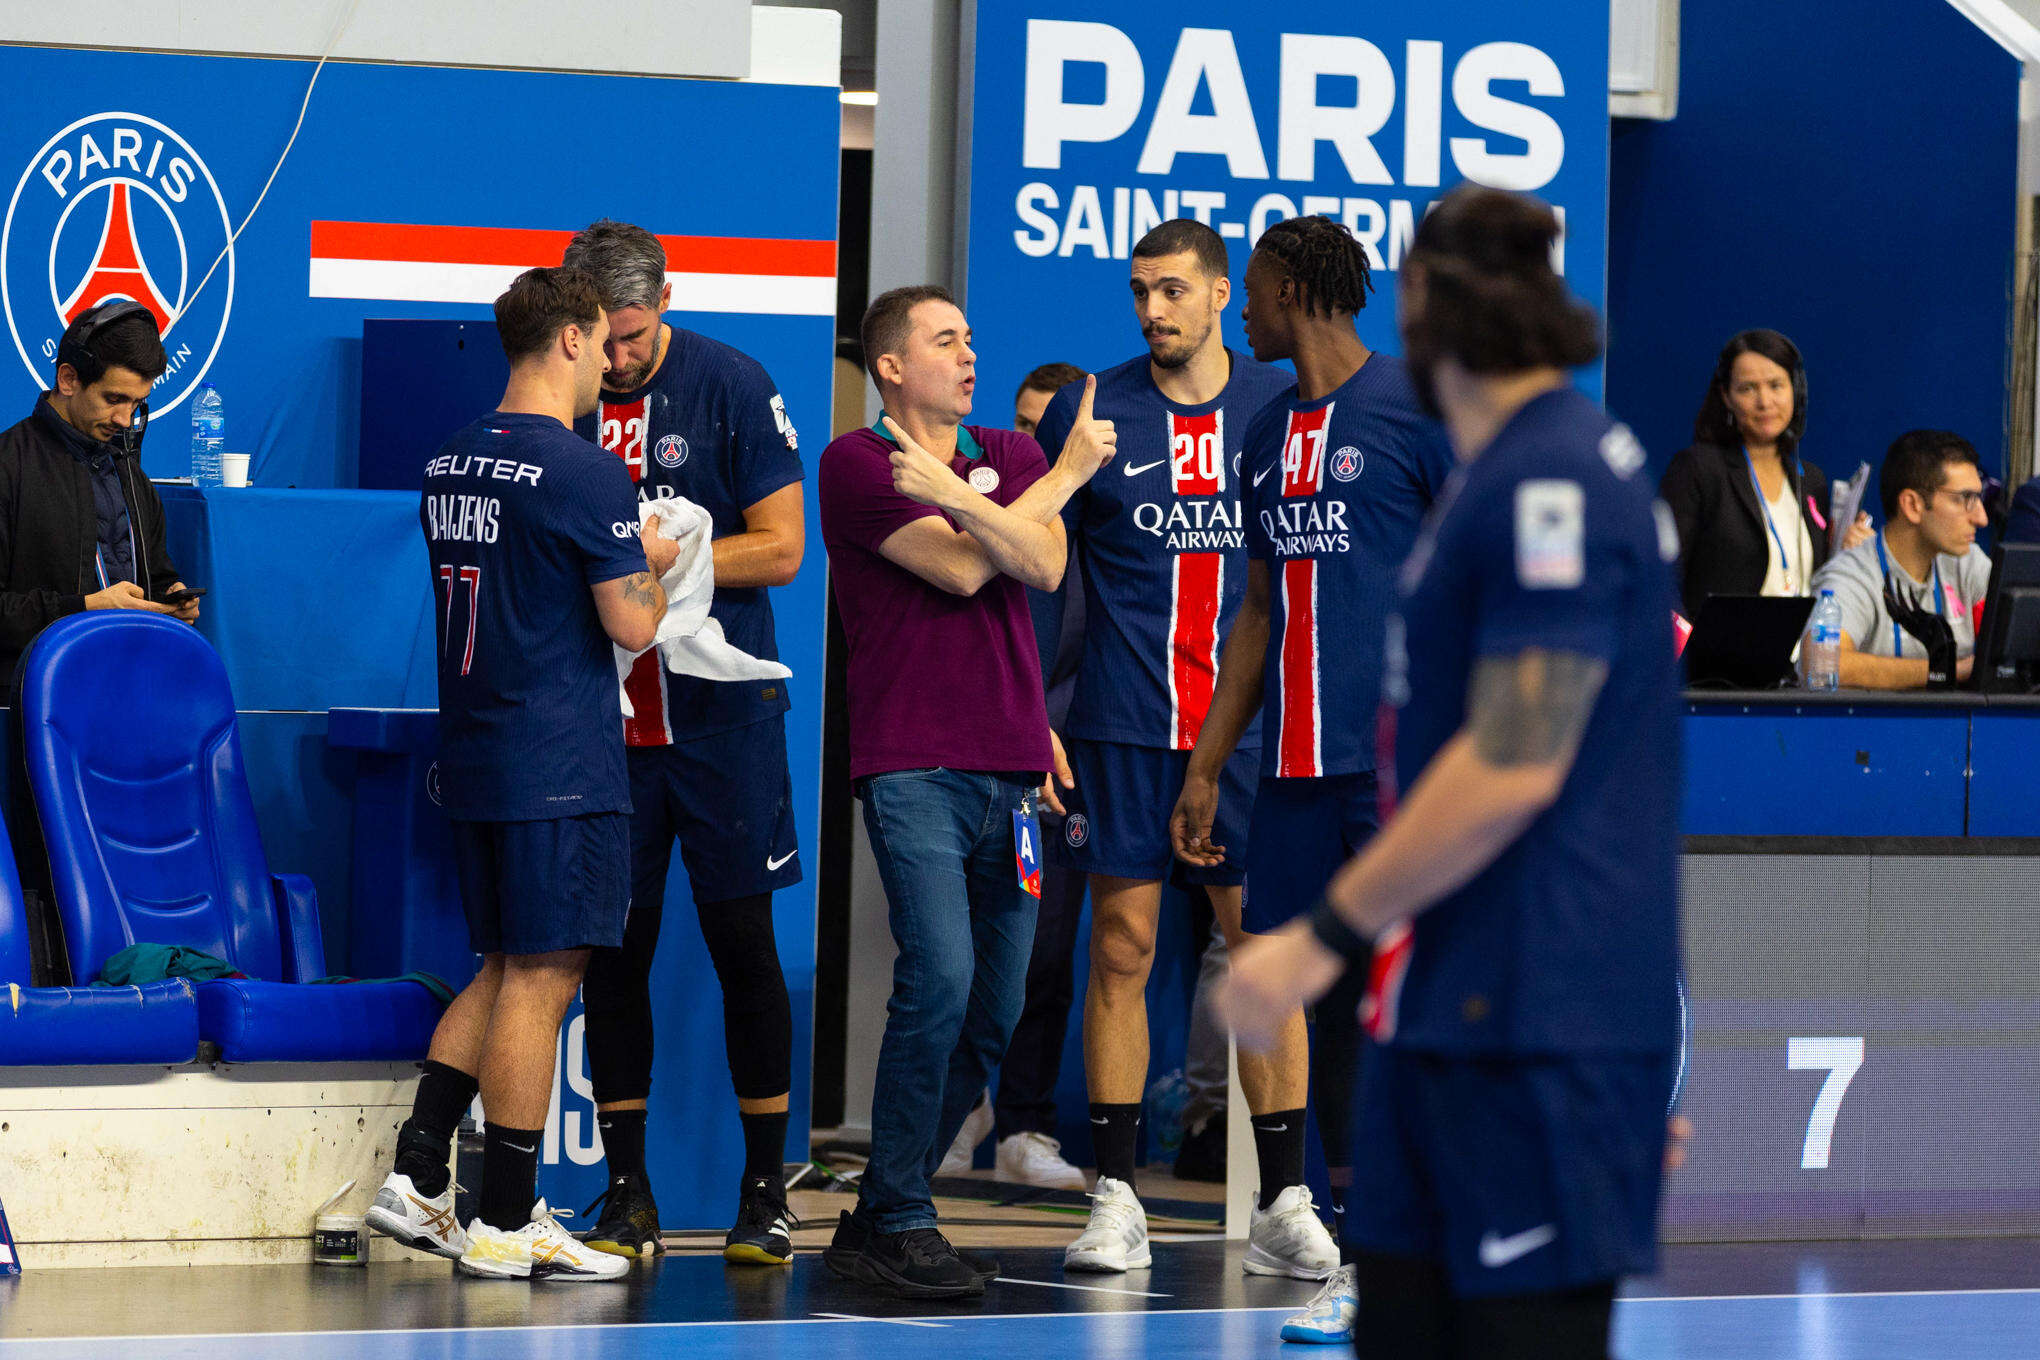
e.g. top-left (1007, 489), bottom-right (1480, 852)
top-left (393, 1059), bottom-right (478, 1198)
top-left (1089, 1102), bottom-right (1142, 1186)
top-left (479, 1122), bottom-right (543, 1232)
top-left (1251, 1109), bottom-right (1307, 1210)
top-left (741, 1109), bottom-right (789, 1184)
top-left (597, 1108), bottom-right (648, 1182)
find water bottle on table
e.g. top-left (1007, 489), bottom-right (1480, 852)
top-left (1803, 588), bottom-right (1841, 691)
top-left (189, 382), bottom-right (224, 486)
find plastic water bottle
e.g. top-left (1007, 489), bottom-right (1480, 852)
top-left (1803, 588), bottom-right (1841, 691)
top-left (1145, 1068), bottom-right (1190, 1159)
top-left (189, 382), bottom-right (224, 486)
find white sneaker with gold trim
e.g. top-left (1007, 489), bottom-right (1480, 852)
top-left (365, 1172), bottom-right (467, 1260)
top-left (458, 1201), bottom-right (628, 1281)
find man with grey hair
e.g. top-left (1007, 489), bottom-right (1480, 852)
top-left (562, 219), bottom-right (808, 1267)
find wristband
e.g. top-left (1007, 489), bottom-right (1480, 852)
top-left (1307, 894), bottom-right (1372, 962)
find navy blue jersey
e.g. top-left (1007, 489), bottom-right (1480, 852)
top-left (1384, 386), bottom-right (1682, 1056)
top-left (1243, 354), bottom-right (1454, 778)
top-left (1033, 350), bottom-right (1291, 750)
top-left (575, 325), bottom-right (803, 744)
top-left (422, 411), bottom-right (648, 821)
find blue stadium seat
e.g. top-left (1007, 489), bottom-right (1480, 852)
top-left (20, 613), bottom-right (442, 1062)
top-left (0, 779), bottom-right (199, 1065)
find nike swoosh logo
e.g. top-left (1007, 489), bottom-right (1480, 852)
top-left (1090, 1116), bottom-right (1111, 1125)
top-left (1122, 459), bottom-right (1167, 477)
top-left (1260, 1124), bottom-right (1287, 1132)
top-left (1252, 465), bottom-right (1274, 487)
top-left (766, 850), bottom-right (797, 871)
top-left (1478, 1224), bottom-right (1557, 1268)
top-left (504, 1142), bottom-right (536, 1154)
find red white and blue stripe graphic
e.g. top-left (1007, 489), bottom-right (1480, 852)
top-left (307, 221), bottom-right (837, 317)
top-left (1360, 921), bottom-right (1414, 1041)
top-left (1166, 410), bottom-right (1225, 751)
top-left (596, 395), bottom-right (671, 747)
top-left (1275, 405), bottom-right (1333, 777)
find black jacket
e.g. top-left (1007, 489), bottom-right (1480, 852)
top-left (1659, 441), bottom-right (1832, 617)
top-left (0, 396), bottom-right (179, 672)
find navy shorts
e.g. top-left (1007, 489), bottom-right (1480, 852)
top-left (1053, 737), bottom-right (1258, 886)
top-left (629, 716), bottom-right (801, 908)
top-left (1346, 1044), bottom-right (1675, 1297)
top-left (452, 812), bottom-right (631, 955)
top-left (1241, 772), bottom-right (1379, 933)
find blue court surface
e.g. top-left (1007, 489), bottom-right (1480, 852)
top-left (2, 1239), bottom-right (2036, 1359)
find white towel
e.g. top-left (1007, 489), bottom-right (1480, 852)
top-left (615, 496), bottom-right (791, 719)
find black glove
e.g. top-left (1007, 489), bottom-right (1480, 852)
top-left (1884, 579), bottom-right (1957, 689)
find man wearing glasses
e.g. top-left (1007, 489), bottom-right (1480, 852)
top-left (1809, 429), bottom-right (1992, 689)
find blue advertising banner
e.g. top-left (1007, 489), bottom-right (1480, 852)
top-left (963, 2), bottom-right (1609, 404)
top-left (0, 47), bottom-right (839, 490)
top-left (0, 44), bottom-right (839, 1231)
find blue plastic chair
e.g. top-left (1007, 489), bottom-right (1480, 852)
top-left (0, 781), bottom-right (198, 1065)
top-left (20, 613), bottom-right (441, 1062)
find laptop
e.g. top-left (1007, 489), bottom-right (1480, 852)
top-left (1682, 594), bottom-right (1813, 689)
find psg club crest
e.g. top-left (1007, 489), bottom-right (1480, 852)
top-left (1330, 446), bottom-right (1364, 482)
top-left (2, 112), bottom-right (236, 416)
top-left (654, 433), bottom-right (688, 468)
top-left (1064, 812), bottom-right (1089, 847)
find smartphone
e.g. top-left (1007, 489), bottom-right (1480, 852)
top-left (163, 586), bottom-right (207, 604)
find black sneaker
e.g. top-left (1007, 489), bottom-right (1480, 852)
top-left (819, 1210), bottom-right (994, 1285)
top-left (1173, 1114), bottom-right (1227, 1183)
top-left (580, 1175), bottom-right (664, 1258)
top-left (858, 1226), bottom-right (984, 1299)
top-left (724, 1175), bottom-right (797, 1266)
top-left (822, 1209), bottom-right (872, 1282)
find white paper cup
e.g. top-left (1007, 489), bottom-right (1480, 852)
top-left (220, 452), bottom-right (251, 487)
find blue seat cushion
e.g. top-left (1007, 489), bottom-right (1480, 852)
top-left (0, 979), bottom-right (200, 1065)
top-left (197, 979), bottom-right (442, 1063)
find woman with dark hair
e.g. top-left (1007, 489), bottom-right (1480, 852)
top-left (1219, 184), bottom-right (1680, 1360)
top-left (1659, 330), bottom-right (1871, 615)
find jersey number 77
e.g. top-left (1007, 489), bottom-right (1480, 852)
top-left (438, 564), bottom-right (482, 676)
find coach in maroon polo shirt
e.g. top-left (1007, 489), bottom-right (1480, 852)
top-left (818, 284), bottom-right (1116, 1297)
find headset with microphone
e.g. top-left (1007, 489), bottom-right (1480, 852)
top-left (55, 299), bottom-right (155, 457)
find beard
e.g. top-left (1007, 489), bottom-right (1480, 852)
top-left (608, 357), bottom-right (655, 393)
top-left (1145, 321), bottom-right (1208, 371)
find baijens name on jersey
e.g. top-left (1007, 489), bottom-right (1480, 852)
top-left (424, 493), bottom-right (501, 544)
top-left (1130, 498), bottom-right (1243, 550)
top-left (1259, 499), bottom-right (1351, 555)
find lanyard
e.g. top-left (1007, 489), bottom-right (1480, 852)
top-left (1874, 532), bottom-right (1944, 657)
top-left (1742, 447), bottom-right (1805, 593)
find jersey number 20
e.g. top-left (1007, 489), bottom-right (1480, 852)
top-left (438, 564), bottom-right (482, 676)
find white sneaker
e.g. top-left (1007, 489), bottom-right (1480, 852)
top-left (1281, 1262), bottom-right (1358, 1343)
top-left (364, 1171), bottom-right (468, 1260)
top-left (457, 1200), bottom-right (628, 1281)
top-left (938, 1090), bottom-right (995, 1176)
top-left (1244, 1184), bottom-right (1339, 1279)
top-left (995, 1131), bottom-right (1087, 1191)
top-left (1063, 1176), bottom-right (1151, 1272)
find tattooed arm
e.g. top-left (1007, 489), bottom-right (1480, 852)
top-left (591, 570), bottom-right (670, 654)
top-left (1320, 648), bottom-right (1607, 938)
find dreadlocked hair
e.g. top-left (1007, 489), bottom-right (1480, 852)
top-left (1253, 215), bottom-right (1375, 318)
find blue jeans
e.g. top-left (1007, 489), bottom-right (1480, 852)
top-left (857, 767), bottom-right (1040, 1233)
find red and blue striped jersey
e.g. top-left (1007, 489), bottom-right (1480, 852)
top-left (1033, 352), bottom-right (1292, 751)
top-left (575, 325), bottom-right (803, 747)
top-left (1243, 354), bottom-right (1454, 779)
